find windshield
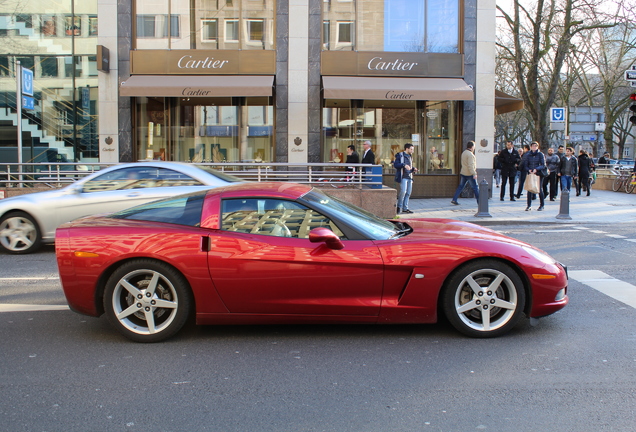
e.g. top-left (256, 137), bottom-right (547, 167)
top-left (196, 166), bottom-right (243, 183)
top-left (300, 189), bottom-right (399, 240)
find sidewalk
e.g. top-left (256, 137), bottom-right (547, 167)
top-left (407, 188), bottom-right (636, 225)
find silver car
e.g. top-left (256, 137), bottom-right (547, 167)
top-left (0, 162), bottom-right (241, 254)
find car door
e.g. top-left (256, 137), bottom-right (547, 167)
top-left (207, 198), bottom-right (384, 316)
top-left (54, 166), bottom-right (210, 229)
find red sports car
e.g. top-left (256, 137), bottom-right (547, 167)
top-left (56, 182), bottom-right (568, 342)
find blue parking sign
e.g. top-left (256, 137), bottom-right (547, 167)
top-left (21, 67), bottom-right (34, 96)
top-left (550, 107), bottom-right (565, 122)
top-left (22, 95), bottom-right (35, 110)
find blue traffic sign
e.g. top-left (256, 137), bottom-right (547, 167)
top-left (22, 95), bottom-right (35, 110)
top-left (21, 67), bottom-right (34, 96)
top-left (550, 107), bottom-right (566, 122)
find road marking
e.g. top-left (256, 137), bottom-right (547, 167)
top-left (534, 229), bottom-right (579, 233)
top-left (606, 234), bottom-right (627, 239)
top-left (625, 239), bottom-right (636, 243)
top-left (569, 270), bottom-right (636, 309)
top-left (589, 230), bottom-right (607, 234)
top-left (572, 227), bottom-right (590, 230)
top-left (0, 304), bottom-right (69, 313)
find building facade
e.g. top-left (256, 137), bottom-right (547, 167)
top-left (2, 0), bottom-right (498, 197)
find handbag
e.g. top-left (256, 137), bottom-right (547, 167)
top-left (524, 172), bottom-right (540, 194)
top-left (539, 167), bottom-right (549, 177)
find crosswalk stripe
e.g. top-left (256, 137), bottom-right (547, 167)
top-left (606, 234), bottom-right (627, 239)
top-left (569, 270), bottom-right (636, 309)
top-left (0, 304), bottom-right (69, 313)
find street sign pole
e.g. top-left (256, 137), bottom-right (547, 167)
top-left (16, 61), bottom-right (23, 186)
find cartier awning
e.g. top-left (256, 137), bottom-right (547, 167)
top-left (322, 76), bottom-right (474, 101)
top-left (120, 75), bottom-right (274, 97)
top-left (495, 90), bottom-right (524, 114)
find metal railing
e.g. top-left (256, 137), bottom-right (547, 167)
top-left (0, 162), bottom-right (384, 189)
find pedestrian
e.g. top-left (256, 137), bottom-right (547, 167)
top-left (345, 144), bottom-right (359, 181)
top-left (543, 147), bottom-right (560, 201)
top-left (394, 143), bottom-right (418, 214)
top-left (493, 152), bottom-right (501, 188)
top-left (576, 149), bottom-right (592, 196)
top-left (554, 144), bottom-right (565, 199)
top-left (558, 147), bottom-right (578, 193)
top-left (598, 152), bottom-right (610, 166)
top-left (515, 144), bottom-right (530, 198)
top-left (520, 141), bottom-right (546, 211)
top-left (498, 141), bottom-right (520, 201)
top-left (451, 141), bottom-right (479, 206)
top-left (361, 140), bottom-right (375, 181)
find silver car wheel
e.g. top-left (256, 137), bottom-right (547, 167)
top-left (454, 268), bottom-right (518, 332)
top-left (443, 260), bottom-right (525, 338)
top-left (0, 212), bottom-right (41, 254)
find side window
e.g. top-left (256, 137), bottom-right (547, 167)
top-left (82, 167), bottom-right (202, 192)
top-left (221, 198), bottom-right (346, 239)
top-left (109, 193), bottom-right (204, 227)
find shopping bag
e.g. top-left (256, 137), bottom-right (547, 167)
top-left (524, 173), bottom-right (540, 194)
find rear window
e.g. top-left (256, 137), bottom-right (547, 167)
top-left (108, 192), bottom-right (206, 227)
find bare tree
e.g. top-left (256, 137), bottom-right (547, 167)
top-left (497, 0), bottom-right (616, 150)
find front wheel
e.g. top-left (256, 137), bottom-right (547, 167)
top-left (0, 211), bottom-right (42, 254)
top-left (442, 260), bottom-right (526, 338)
top-left (612, 176), bottom-right (622, 192)
top-left (626, 177), bottom-right (635, 194)
top-left (104, 260), bottom-right (193, 342)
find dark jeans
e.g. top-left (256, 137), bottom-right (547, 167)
top-left (527, 189), bottom-right (545, 208)
top-left (500, 173), bottom-right (516, 199)
top-left (516, 171), bottom-right (526, 197)
top-left (576, 176), bottom-right (591, 195)
top-left (542, 172), bottom-right (558, 199)
top-left (452, 175), bottom-right (480, 203)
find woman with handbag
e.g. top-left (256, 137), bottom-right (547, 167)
top-left (520, 141), bottom-right (547, 211)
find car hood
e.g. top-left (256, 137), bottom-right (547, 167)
top-left (395, 218), bottom-right (529, 247)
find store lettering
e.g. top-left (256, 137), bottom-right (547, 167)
top-left (291, 148), bottom-right (305, 152)
top-left (385, 91), bottom-right (414, 100)
top-left (367, 57), bottom-right (418, 71)
top-left (182, 88), bottom-right (213, 96)
top-left (101, 147), bottom-right (115, 151)
top-left (177, 55), bottom-right (229, 69)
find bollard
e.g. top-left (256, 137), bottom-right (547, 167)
top-left (475, 179), bottom-right (492, 217)
top-left (556, 189), bottom-right (572, 220)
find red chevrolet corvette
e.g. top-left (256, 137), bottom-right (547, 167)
top-left (56, 182), bottom-right (568, 342)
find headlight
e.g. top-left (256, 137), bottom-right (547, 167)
top-left (522, 246), bottom-right (557, 265)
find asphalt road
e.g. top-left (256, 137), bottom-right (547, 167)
top-left (1, 223), bottom-right (635, 432)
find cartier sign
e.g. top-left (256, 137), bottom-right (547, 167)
top-left (322, 51), bottom-right (464, 78)
top-left (131, 50), bottom-right (276, 75)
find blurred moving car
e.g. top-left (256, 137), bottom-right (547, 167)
top-left (0, 162), bottom-right (241, 254)
top-left (56, 182), bottom-right (569, 342)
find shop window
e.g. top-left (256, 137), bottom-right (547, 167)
top-left (40, 56), bottom-right (59, 78)
top-left (136, 15), bottom-right (156, 38)
top-left (64, 56), bottom-right (80, 77)
top-left (16, 14), bottom-right (33, 29)
top-left (65, 16), bottom-right (81, 36)
top-left (0, 56), bottom-right (9, 77)
top-left (161, 15), bottom-right (180, 38)
top-left (88, 16), bottom-right (98, 36)
top-left (336, 21), bottom-right (353, 46)
top-left (88, 56), bottom-right (98, 76)
top-left (323, 21), bottom-right (330, 49)
top-left (16, 56), bottom-right (35, 71)
top-left (41, 15), bottom-right (56, 37)
top-left (225, 19), bottom-right (239, 42)
top-left (246, 19), bottom-right (264, 46)
top-left (201, 18), bottom-right (218, 43)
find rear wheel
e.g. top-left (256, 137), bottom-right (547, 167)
top-left (104, 260), bottom-right (193, 342)
top-left (442, 260), bottom-right (526, 338)
top-left (0, 211), bottom-right (42, 254)
top-left (626, 177), bottom-right (635, 194)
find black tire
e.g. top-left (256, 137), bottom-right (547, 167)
top-left (0, 211), bottom-right (42, 254)
top-left (612, 176), bottom-right (622, 192)
top-left (442, 260), bottom-right (526, 338)
top-left (626, 180), bottom-right (635, 194)
top-left (104, 260), bottom-right (193, 343)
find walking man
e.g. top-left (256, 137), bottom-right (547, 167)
top-left (543, 147), bottom-right (560, 201)
top-left (520, 141), bottom-right (546, 211)
top-left (576, 149), bottom-right (593, 196)
top-left (515, 144), bottom-right (530, 198)
top-left (451, 141), bottom-right (479, 205)
top-left (558, 147), bottom-right (578, 192)
top-left (394, 143), bottom-right (418, 214)
top-left (498, 141), bottom-right (520, 201)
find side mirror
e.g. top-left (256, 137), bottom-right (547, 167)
top-left (309, 227), bottom-right (344, 250)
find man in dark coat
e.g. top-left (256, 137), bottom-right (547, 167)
top-left (498, 141), bottom-right (520, 201)
top-left (361, 140), bottom-right (375, 181)
top-left (577, 150), bottom-right (593, 196)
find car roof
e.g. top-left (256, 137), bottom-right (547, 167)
top-left (209, 182), bottom-right (313, 200)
